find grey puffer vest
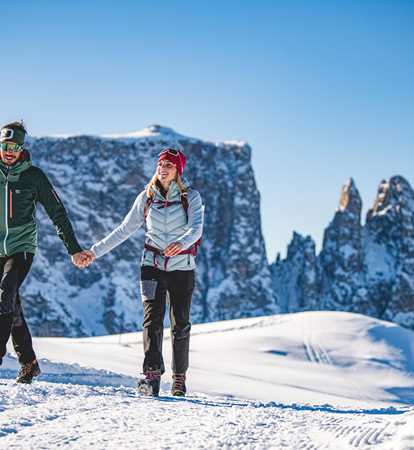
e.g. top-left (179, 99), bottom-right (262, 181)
top-left (91, 180), bottom-right (204, 272)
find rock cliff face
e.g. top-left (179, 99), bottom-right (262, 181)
top-left (271, 176), bottom-right (414, 329)
top-left (21, 126), bottom-right (278, 336)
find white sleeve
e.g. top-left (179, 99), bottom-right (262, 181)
top-left (91, 190), bottom-right (146, 258)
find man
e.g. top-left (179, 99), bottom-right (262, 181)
top-left (0, 121), bottom-right (87, 383)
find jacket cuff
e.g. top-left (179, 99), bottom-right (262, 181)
top-left (90, 246), bottom-right (99, 258)
top-left (67, 239), bottom-right (83, 255)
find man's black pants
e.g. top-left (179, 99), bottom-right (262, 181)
top-left (140, 265), bottom-right (195, 375)
top-left (0, 252), bottom-right (36, 365)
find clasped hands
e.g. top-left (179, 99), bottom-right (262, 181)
top-left (71, 250), bottom-right (96, 269)
top-left (70, 242), bottom-right (183, 269)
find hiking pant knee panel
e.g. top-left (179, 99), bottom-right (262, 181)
top-left (172, 323), bottom-right (191, 340)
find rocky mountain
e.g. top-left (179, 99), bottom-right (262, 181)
top-left (21, 125), bottom-right (278, 336)
top-left (271, 176), bottom-right (414, 330)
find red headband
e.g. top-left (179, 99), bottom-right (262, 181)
top-left (158, 149), bottom-right (186, 176)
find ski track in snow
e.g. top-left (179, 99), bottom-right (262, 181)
top-left (0, 377), bottom-right (412, 450)
top-left (301, 315), bottom-right (382, 405)
top-left (302, 314), bottom-right (333, 365)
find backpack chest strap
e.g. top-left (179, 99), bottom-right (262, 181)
top-left (153, 200), bottom-right (182, 209)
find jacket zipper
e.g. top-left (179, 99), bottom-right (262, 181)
top-left (4, 179), bottom-right (8, 255)
top-left (9, 190), bottom-right (13, 219)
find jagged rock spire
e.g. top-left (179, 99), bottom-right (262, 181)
top-left (338, 178), bottom-right (362, 215)
top-left (321, 178), bottom-right (363, 274)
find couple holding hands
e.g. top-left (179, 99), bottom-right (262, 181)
top-left (0, 120), bottom-right (204, 397)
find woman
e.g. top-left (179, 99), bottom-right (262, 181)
top-left (84, 145), bottom-right (204, 397)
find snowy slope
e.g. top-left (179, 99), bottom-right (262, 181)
top-left (1, 311), bottom-right (414, 449)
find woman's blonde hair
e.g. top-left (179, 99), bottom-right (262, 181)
top-left (146, 170), bottom-right (187, 199)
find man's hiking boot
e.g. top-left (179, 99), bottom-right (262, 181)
top-left (16, 359), bottom-right (41, 384)
top-left (137, 369), bottom-right (161, 396)
top-left (171, 373), bottom-right (186, 396)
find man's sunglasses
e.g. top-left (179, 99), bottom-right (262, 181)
top-left (159, 148), bottom-right (179, 156)
top-left (0, 142), bottom-right (24, 153)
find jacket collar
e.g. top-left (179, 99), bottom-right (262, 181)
top-left (0, 154), bottom-right (32, 180)
top-left (151, 179), bottom-right (190, 201)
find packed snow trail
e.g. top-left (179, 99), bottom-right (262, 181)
top-left (1, 311), bottom-right (414, 449)
top-left (0, 378), bottom-right (412, 450)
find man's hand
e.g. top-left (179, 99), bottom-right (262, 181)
top-left (71, 250), bottom-right (96, 269)
top-left (164, 242), bottom-right (183, 257)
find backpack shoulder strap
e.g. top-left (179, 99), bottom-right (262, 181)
top-left (144, 194), bottom-right (153, 219)
top-left (180, 191), bottom-right (189, 221)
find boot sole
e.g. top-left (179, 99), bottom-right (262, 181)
top-left (16, 369), bottom-right (41, 384)
top-left (171, 391), bottom-right (186, 397)
top-left (137, 383), bottom-right (159, 397)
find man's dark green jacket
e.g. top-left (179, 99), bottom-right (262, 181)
top-left (0, 152), bottom-right (82, 257)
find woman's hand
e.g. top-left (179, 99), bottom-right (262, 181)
top-left (164, 242), bottom-right (183, 257)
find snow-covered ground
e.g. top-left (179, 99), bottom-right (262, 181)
top-left (1, 311), bottom-right (414, 449)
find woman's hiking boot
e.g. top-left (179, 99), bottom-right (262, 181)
top-left (16, 359), bottom-right (41, 384)
top-left (171, 373), bottom-right (186, 396)
top-left (137, 369), bottom-right (161, 396)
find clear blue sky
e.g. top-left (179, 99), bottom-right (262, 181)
top-left (1, 0), bottom-right (413, 260)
